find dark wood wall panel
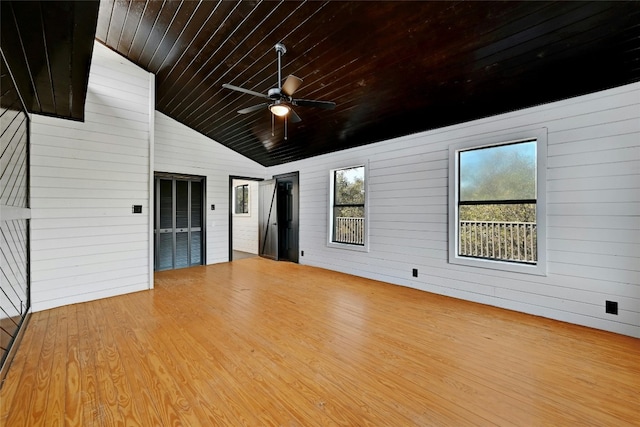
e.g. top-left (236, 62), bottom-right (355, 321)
top-left (0, 1), bottom-right (99, 121)
top-left (1, 2), bottom-right (39, 113)
top-left (70, 2), bottom-right (101, 120)
top-left (40, 1), bottom-right (72, 117)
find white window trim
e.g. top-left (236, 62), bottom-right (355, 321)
top-left (327, 161), bottom-right (370, 252)
top-left (448, 127), bottom-right (547, 276)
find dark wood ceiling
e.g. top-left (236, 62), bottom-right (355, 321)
top-left (0, 1), bottom-right (99, 120)
top-left (94, 1), bottom-right (639, 166)
top-left (2, 2), bottom-right (639, 167)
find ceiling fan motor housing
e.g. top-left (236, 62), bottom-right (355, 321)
top-left (268, 87), bottom-right (284, 100)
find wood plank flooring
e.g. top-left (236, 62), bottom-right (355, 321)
top-left (1, 257), bottom-right (639, 426)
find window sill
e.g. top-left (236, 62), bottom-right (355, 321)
top-left (449, 255), bottom-right (547, 276)
top-left (327, 241), bottom-right (369, 253)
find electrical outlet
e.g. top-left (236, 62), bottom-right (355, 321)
top-left (211, 204), bottom-right (215, 210)
top-left (605, 300), bottom-right (618, 315)
top-left (412, 268), bottom-right (418, 277)
top-left (301, 250), bottom-right (304, 256)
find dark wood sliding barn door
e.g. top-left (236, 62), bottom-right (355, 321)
top-left (258, 172), bottom-right (299, 263)
top-left (258, 179), bottom-right (278, 260)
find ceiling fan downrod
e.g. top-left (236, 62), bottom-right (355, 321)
top-left (274, 42), bottom-right (286, 90)
top-left (274, 42), bottom-right (289, 138)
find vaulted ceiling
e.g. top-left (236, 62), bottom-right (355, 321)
top-left (2, 1), bottom-right (639, 166)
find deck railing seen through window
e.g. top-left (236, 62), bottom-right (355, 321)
top-left (335, 217), bottom-right (364, 245)
top-left (459, 220), bottom-right (537, 264)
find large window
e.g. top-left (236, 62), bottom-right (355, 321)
top-left (330, 165), bottom-right (366, 247)
top-left (449, 129), bottom-right (547, 275)
top-left (235, 184), bottom-right (249, 214)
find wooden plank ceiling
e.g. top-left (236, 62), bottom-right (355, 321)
top-left (94, 1), bottom-right (640, 166)
top-left (3, 1), bottom-right (639, 166)
top-left (0, 1), bottom-right (100, 120)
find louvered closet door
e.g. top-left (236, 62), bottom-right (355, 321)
top-left (155, 176), bottom-right (204, 271)
top-left (157, 179), bottom-right (173, 270)
top-left (190, 180), bottom-right (202, 266)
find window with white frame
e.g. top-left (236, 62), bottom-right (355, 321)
top-left (449, 129), bottom-right (547, 275)
top-left (234, 184), bottom-right (249, 214)
top-left (330, 165), bottom-right (366, 247)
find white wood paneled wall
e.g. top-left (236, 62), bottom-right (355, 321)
top-left (154, 112), bottom-right (266, 264)
top-left (232, 180), bottom-right (259, 254)
top-left (268, 82), bottom-right (640, 338)
top-left (30, 43), bottom-right (153, 311)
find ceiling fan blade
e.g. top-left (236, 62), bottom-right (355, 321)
top-left (288, 107), bottom-right (302, 123)
top-left (238, 103), bottom-right (268, 114)
top-left (222, 83), bottom-right (267, 98)
top-left (293, 99), bottom-right (336, 110)
top-left (282, 75), bottom-right (303, 96)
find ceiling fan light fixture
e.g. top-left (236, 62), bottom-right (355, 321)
top-left (269, 103), bottom-right (290, 117)
top-left (223, 42), bottom-right (335, 131)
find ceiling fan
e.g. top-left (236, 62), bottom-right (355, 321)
top-left (222, 43), bottom-right (336, 139)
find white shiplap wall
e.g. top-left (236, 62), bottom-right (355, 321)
top-left (232, 179), bottom-right (259, 254)
top-left (268, 82), bottom-right (640, 338)
top-left (30, 43), bottom-right (153, 311)
top-left (154, 112), bottom-right (266, 264)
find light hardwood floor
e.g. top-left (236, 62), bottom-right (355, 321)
top-left (1, 257), bottom-right (639, 426)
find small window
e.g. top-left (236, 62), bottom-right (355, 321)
top-left (449, 129), bottom-right (547, 275)
top-left (235, 184), bottom-right (249, 214)
top-left (330, 165), bottom-right (366, 247)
